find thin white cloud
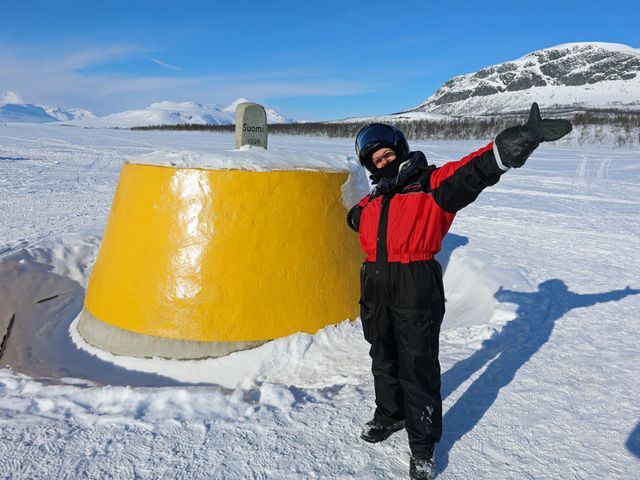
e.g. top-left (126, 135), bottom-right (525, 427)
top-left (0, 43), bottom-right (380, 115)
top-left (148, 56), bottom-right (182, 72)
top-left (55, 45), bottom-right (141, 70)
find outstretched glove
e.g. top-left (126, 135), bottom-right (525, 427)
top-left (495, 103), bottom-right (572, 168)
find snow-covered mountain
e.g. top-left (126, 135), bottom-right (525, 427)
top-left (0, 91), bottom-right (56, 123)
top-left (0, 103), bottom-right (55, 123)
top-left (223, 97), bottom-right (291, 124)
top-left (0, 91), bottom-right (24, 105)
top-left (74, 101), bottom-right (237, 128)
top-left (0, 91), bottom-right (97, 123)
top-left (0, 92), bottom-right (292, 127)
top-left (42, 106), bottom-right (96, 122)
top-left (409, 42), bottom-right (640, 116)
top-left (71, 98), bottom-right (293, 128)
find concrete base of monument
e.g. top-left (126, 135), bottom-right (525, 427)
top-left (76, 308), bottom-right (267, 360)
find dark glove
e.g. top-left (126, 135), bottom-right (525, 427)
top-left (347, 204), bottom-right (362, 232)
top-left (495, 103), bottom-right (572, 168)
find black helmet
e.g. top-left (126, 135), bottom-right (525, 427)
top-left (355, 123), bottom-right (410, 173)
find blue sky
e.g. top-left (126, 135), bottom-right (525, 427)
top-left (1, 0), bottom-right (638, 120)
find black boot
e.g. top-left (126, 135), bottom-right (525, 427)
top-left (360, 418), bottom-right (405, 443)
top-left (409, 454), bottom-right (436, 480)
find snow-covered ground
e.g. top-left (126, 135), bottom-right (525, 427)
top-left (0, 123), bottom-right (639, 479)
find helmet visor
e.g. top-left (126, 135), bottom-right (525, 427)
top-left (355, 124), bottom-right (398, 159)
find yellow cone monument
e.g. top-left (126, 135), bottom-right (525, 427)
top-left (77, 161), bottom-right (363, 359)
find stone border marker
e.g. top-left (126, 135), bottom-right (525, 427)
top-left (235, 102), bottom-right (268, 149)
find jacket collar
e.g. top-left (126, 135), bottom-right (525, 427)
top-left (371, 151), bottom-right (429, 194)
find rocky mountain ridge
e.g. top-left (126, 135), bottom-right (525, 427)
top-left (410, 42), bottom-right (640, 116)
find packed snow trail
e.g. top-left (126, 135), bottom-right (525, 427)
top-left (1, 124), bottom-right (639, 479)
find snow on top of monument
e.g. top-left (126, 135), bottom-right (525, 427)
top-left (132, 145), bottom-right (361, 172)
top-left (130, 146), bottom-right (370, 208)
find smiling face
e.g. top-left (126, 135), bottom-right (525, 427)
top-left (371, 147), bottom-right (397, 169)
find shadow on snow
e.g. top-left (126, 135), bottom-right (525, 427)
top-left (0, 248), bottom-right (193, 387)
top-left (437, 279), bottom-right (640, 472)
top-left (434, 233), bottom-right (468, 274)
top-left (627, 421), bottom-right (640, 459)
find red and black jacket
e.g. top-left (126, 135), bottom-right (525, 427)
top-left (348, 142), bottom-right (506, 264)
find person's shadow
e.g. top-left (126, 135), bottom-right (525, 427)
top-left (435, 233), bottom-right (468, 273)
top-left (436, 279), bottom-right (640, 472)
top-left (627, 421), bottom-right (640, 460)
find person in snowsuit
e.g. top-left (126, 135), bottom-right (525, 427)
top-left (347, 103), bottom-right (572, 480)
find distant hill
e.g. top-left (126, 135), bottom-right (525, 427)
top-left (69, 98), bottom-right (294, 128)
top-left (42, 106), bottom-right (96, 122)
top-left (0, 91), bottom-right (96, 123)
top-left (0, 92), bottom-right (292, 127)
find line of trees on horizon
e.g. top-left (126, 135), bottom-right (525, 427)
top-left (131, 111), bottom-right (640, 146)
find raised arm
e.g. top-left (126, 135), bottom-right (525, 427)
top-left (431, 103), bottom-right (572, 213)
top-left (430, 142), bottom-right (505, 213)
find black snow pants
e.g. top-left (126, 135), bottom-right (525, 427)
top-left (359, 259), bottom-right (445, 456)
